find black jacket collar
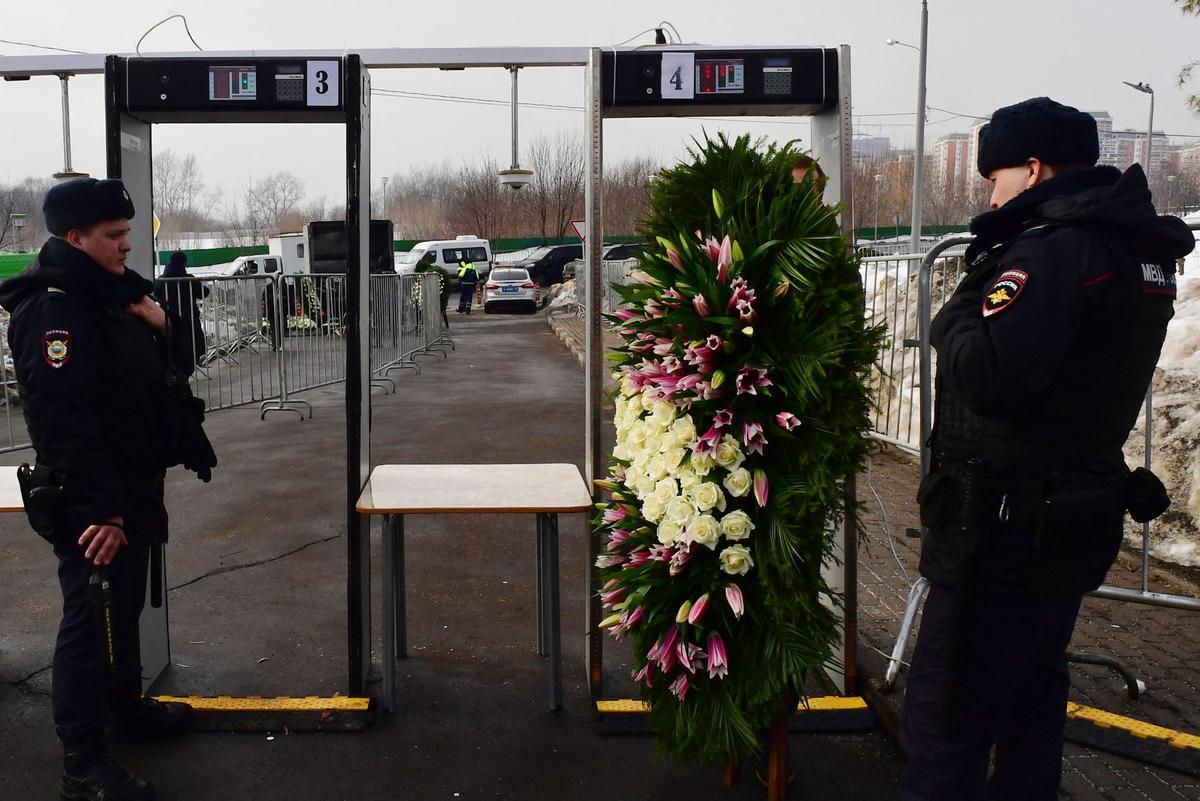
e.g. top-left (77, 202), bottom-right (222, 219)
top-left (0, 237), bottom-right (154, 313)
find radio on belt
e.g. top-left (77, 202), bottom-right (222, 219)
top-left (123, 57), bottom-right (344, 123)
top-left (600, 47), bottom-right (837, 118)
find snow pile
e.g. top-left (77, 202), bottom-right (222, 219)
top-left (544, 279), bottom-right (579, 313)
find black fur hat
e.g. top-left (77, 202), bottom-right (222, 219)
top-left (43, 178), bottom-right (136, 236)
top-left (977, 97), bottom-right (1099, 178)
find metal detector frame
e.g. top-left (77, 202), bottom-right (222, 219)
top-left (581, 45), bottom-right (858, 698)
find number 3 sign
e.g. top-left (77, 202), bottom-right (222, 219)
top-left (660, 52), bottom-right (695, 100)
top-left (307, 60), bottom-right (340, 107)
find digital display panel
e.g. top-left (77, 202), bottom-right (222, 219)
top-left (208, 66), bottom-right (257, 101)
top-left (696, 59), bottom-right (745, 95)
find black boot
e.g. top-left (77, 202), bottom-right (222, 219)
top-left (111, 696), bottom-right (193, 741)
top-left (62, 737), bottom-right (155, 801)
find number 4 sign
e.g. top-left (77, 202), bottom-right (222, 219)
top-left (660, 52), bottom-right (695, 100)
top-left (307, 60), bottom-right (340, 107)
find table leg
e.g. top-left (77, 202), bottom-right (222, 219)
top-left (536, 514), bottom-right (546, 657)
top-left (545, 513), bottom-right (562, 711)
top-left (382, 515), bottom-right (396, 713)
top-left (394, 514), bottom-right (407, 659)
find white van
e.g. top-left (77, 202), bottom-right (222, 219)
top-left (267, 232), bottom-right (309, 274)
top-left (395, 235), bottom-right (491, 278)
top-left (189, 254), bottom-right (285, 278)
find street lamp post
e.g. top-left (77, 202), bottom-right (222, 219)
top-left (1167, 174), bottom-right (1176, 214)
top-left (887, 0), bottom-right (929, 255)
top-left (873, 173), bottom-right (884, 242)
top-left (1123, 81), bottom-right (1154, 184)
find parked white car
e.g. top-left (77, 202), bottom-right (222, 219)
top-left (483, 267), bottom-right (539, 314)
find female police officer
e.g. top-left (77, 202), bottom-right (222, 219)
top-left (0, 178), bottom-right (198, 801)
top-left (898, 97), bottom-right (1193, 801)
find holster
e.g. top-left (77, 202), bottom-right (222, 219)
top-left (16, 462), bottom-right (65, 543)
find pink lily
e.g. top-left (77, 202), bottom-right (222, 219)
top-left (735, 298), bottom-right (757, 323)
top-left (660, 355), bottom-right (686, 375)
top-left (753, 469), bottom-right (769, 507)
top-left (669, 543), bottom-right (694, 576)
top-left (661, 287), bottom-right (685, 308)
top-left (652, 337), bottom-right (675, 357)
top-left (695, 380), bottom-right (721, 401)
top-left (701, 235), bottom-right (722, 262)
top-left (707, 633), bottom-right (729, 679)
top-left (666, 247), bottom-right (684, 271)
top-left (614, 605), bottom-right (644, 636)
top-left (693, 425), bottom-right (723, 456)
top-left (677, 641), bottom-right (706, 674)
top-left (625, 549), bottom-right (651, 567)
top-left (595, 553), bottom-right (626, 569)
top-left (683, 344), bottom-right (717, 374)
top-left (776, 412), bottom-right (801, 431)
top-left (633, 661), bottom-right (654, 687)
top-left (725, 584), bottom-right (745, 618)
top-left (600, 587), bottom-right (626, 607)
top-left (774, 282), bottom-right (791, 298)
top-left (674, 373), bottom-right (704, 392)
top-left (648, 543), bottom-right (675, 562)
top-left (644, 299), bottom-right (666, 319)
top-left (742, 422), bottom-right (768, 455)
top-left (656, 625), bottom-right (681, 672)
top-left (693, 293), bottom-right (711, 317)
top-left (705, 334), bottom-right (723, 351)
top-left (735, 367), bottom-right (773, 396)
top-left (613, 309), bottom-right (642, 322)
top-left (669, 674), bottom-right (690, 701)
top-left (716, 235), bottom-right (733, 284)
top-left (713, 408), bottom-right (735, 428)
top-left (687, 593), bottom-right (710, 625)
top-left (602, 506), bottom-right (627, 525)
top-left (607, 529), bottom-right (631, 551)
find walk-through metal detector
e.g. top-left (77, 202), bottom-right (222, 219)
top-left (581, 45), bottom-right (857, 699)
top-left (102, 54), bottom-right (374, 693)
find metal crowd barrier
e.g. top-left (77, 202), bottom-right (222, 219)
top-left (879, 223), bottom-right (1200, 690)
top-left (571, 258), bottom-right (637, 318)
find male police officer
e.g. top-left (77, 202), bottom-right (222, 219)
top-left (456, 259), bottom-right (479, 314)
top-left (898, 98), bottom-right (1193, 800)
top-left (0, 179), bottom-right (196, 801)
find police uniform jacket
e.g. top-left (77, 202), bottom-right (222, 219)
top-left (0, 238), bottom-right (194, 541)
top-left (919, 165), bottom-right (1194, 597)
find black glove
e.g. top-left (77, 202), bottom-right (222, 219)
top-left (1126, 467), bottom-right (1169, 524)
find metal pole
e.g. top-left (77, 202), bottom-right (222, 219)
top-left (510, 66), bottom-right (520, 170)
top-left (1141, 86), bottom-right (1154, 595)
top-left (910, 0), bottom-right (928, 255)
top-left (1145, 89), bottom-right (1154, 185)
top-left (874, 175), bottom-right (882, 242)
top-left (59, 74), bottom-right (74, 174)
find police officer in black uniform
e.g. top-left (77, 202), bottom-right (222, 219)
top-left (898, 98), bottom-right (1193, 800)
top-left (0, 179), bottom-right (200, 801)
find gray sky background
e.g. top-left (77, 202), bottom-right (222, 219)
top-left (2, 0), bottom-right (1199, 203)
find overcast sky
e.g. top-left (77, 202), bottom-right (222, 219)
top-left (2, 0), bottom-right (1199, 204)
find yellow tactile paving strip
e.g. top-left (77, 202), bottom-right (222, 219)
top-left (1067, 702), bottom-right (1200, 751)
top-left (152, 695), bottom-right (371, 712)
top-left (596, 696), bottom-right (869, 714)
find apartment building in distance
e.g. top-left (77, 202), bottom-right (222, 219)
top-left (931, 132), bottom-right (972, 193)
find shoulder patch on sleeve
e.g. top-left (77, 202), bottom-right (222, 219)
top-left (982, 268), bottom-right (1029, 318)
top-left (43, 330), bottom-right (71, 368)
top-left (1139, 261), bottom-right (1177, 298)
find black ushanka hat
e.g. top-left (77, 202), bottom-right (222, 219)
top-left (977, 97), bottom-right (1099, 177)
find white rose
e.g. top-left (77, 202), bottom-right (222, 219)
top-left (634, 473), bottom-right (657, 500)
top-left (664, 496), bottom-right (698, 526)
top-left (640, 392), bottom-right (656, 411)
top-left (643, 430), bottom-right (664, 456)
top-left (646, 454), bottom-right (667, 481)
top-left (670, 415), bottom-right (697, 445)
top-left (642, 495), bottom-right (667, 523)
top-left (691, 452), bottom-right (715, 476)
top-left (688, 514), bottom-right (721, 550)
top-left (719, 544), bottom-right (755, 576)
top-left (620, 376), bottom-right (636, 396)
top-left (723, 467), bottom-right (753, 498)
top-left (651, 401), bottom-right (676, 427)
top-left (714, 434), bottom-right (745, 470)
top-left (690, 481), bottom-right (724, 512)
top-left (657, 519), bottom-right (682, 546)
top-left (626, 421), bottom-right (647, 447)
top-left (677, 467), bottom-right (701, 490)
top-left (662, 447), bottom-right (686, 472)
top-left (653, 478), bottom-right (678, 504)
top-left (720, 510), bottom-right (755, 541)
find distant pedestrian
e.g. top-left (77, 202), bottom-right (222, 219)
top-left (899, 97), bottom-right (1193, 801)
top-left (415, 252), bottom-right (451, 328)
top-left (456, 259), bottom-right (478, 314)
top-left (155, 250), bottom-right (208, 361)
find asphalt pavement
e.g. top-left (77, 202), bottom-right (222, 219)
top-left (0, 309), bottom-right (903, 800)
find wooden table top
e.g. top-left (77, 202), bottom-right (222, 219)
top-left (0, 466), bottom-right (24, 513)
top-left (357, 463), bottom-right (593, 515)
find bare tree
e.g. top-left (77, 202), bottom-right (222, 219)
top-left (152, 150), bottom-right (214, 246)
top-left (525, 131), bottom-right (585, 242)
top-left (603, 156), bottom-right (659, 236)
top-left (0, 177), bottom-right (52, 252)
top-left (449, 156), bottom-right (508, 243)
